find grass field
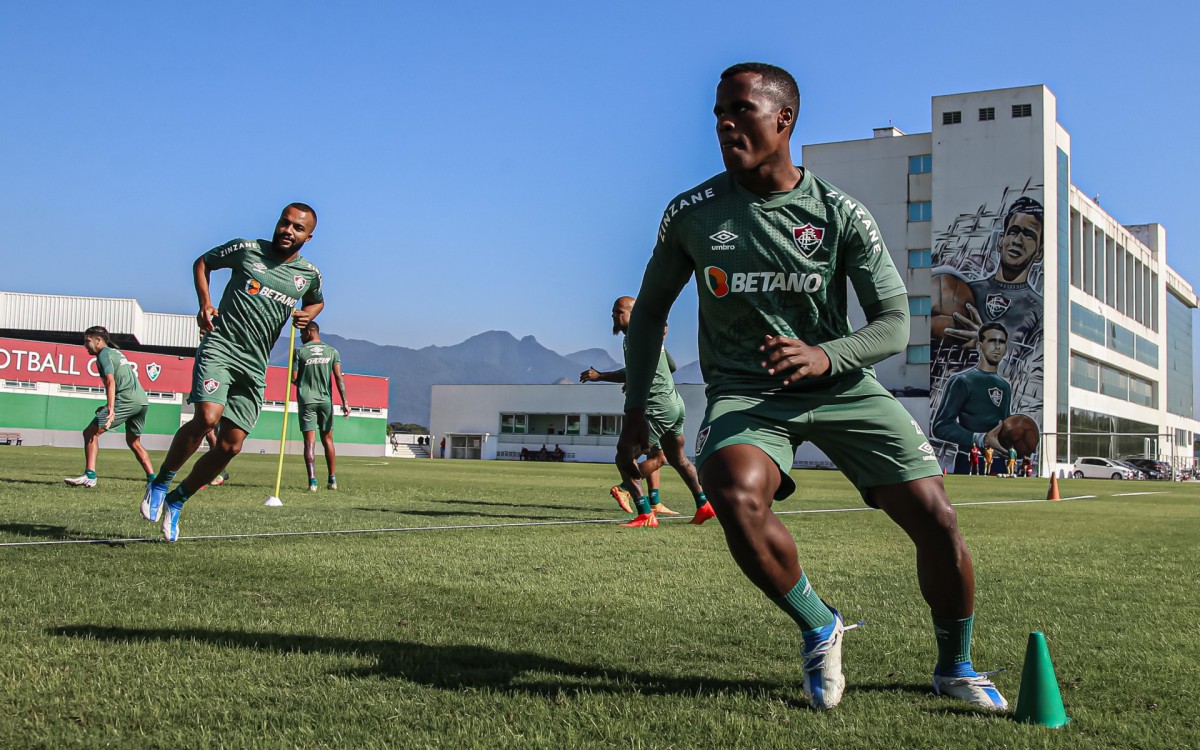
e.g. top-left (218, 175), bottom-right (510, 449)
top-left (1, 447), bottom-right (1198, 748)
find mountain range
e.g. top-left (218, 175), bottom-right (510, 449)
top-left (271, 330), bottom-right (702, 425)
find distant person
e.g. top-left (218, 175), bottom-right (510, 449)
top-left (63, 326), bottom-right (155, 488)
top-left (984, 445), bottom-right (995, 476)
top-left (581, 296), bottom-right (713, 526)
top-left (440, 437), bottom-right (445, 459)
top-left (141, 203), bottom-right (324, 542)
top-left (968, 443), bottom-right (981, 476)
top-left (1007, 446), bottom-right (1018, 476)
top-left (553, 444), bottom-right (565, 462)
top-left (616, 63), bottom-right (1005, 711)
top-left (539, 444), bottom-right (549, 461)
top-left (1022, 455), bottom-right (1033, 478)
top-left (292, 321), bottom-right (350, 491)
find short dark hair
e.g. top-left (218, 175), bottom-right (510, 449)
top-left (720, 62), bottom-right (800, 128)
top-left (84, 325), bottom-right (117, 348)
top-left (284, 202), bottom-right (318, 227)
top-left (1004, 196), bottom-right (1043, 228)
top-left (307, 320), bottom-right (320, 334)
top-left (979, 322), bottom-right (1009, 342)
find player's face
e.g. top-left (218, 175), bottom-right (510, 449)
top-left (611, 301), bottom-right (632, 334)
top-left (272, 207), bottom-right (316, 254)
top-left (714, 72), bottom-right (792, 174)
top-left (979, 329), bottom-right (1008, 366)
top-left (997, 213), bottom-right (1042, 273)
top-left (82, 335), bottom-right (102, 355)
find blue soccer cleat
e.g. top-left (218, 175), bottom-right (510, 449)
top-left (933, 664), bottom-right (1009, 711)
top-left (161, 500), bottom-right (184, 542)
top-left (141, 482), bottom-right (168, 522)
top-left (801, 608), bottom-right (856, 711)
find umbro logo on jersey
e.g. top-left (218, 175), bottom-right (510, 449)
top-left (202, 378), bottom-right (220, 394)
top-left (709, 229), bottom-right (737, 250)
top-left (989, 387), bottom-right (1003, 407)
top-left (792, 223), bottom-right (825, 257)
top-left (252, 262), bottom-right (267, 272)
top-left (294, 276), bottom-right (307, 292)
top-left (704, 266), bottom-right (823, 298)
top-left (985, 293), bottom-right (1011, 318)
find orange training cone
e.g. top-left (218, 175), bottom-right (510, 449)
top-left (1047, 475), bottom-right (1061, 501)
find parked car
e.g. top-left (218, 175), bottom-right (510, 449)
top-left (1123, 458), bottom-right (1173, 481)
top-left (1071, 457), bottom-right (1137, 480)
top-left (1114, 460), bottom-right (1148, 480)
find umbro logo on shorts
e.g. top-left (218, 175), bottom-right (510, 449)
top-left (202, 378), bottom-right (220, 394)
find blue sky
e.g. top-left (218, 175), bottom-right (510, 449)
top-left (2, 1), bottom-right (1197, 367)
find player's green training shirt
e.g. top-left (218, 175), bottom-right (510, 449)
top-left (96, 346), bottom-right (147, 408)
top-left (930, 367), bottom-right (1011, 449)
top-left (626, 169), bottom-right (906, 406)
top-left (295, 340), bottom-right (341, 404)
top-left (620, 338), bottom-right (678, 405)
top-left (200, 239), bottom-right (324, 372)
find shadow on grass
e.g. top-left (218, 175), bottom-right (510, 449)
top-left (53, 624), bottom-right (804, 703)
top-left (0, 523), bottom-right (85, 540)
top-left (442, 499), bottom-right (610, 514)
top-left (350, 507), bottom-right (591, 523)
top-left (0, 477), bottom-right (60, 487)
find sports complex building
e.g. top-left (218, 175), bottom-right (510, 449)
top-left (0, 292), bottom-right (389, 456)
top-left (431, 85), bottom-right (1200, 476)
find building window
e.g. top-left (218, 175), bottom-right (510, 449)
top-left (500, 413), bottom-right (528, 434)
top-left (1135, 336), bottom-right (1159, 368)
top-left (908, 154), bottom-right (932, 174)
top-left (908, 248), bottom-right (932, 268)
top-left (908, 202), bottom-right (932, 222)
top-left (1070, 353), bottom-right (1099, 392)
top-left (1012, 103), bottom-right (1032, 118)
top-left (906, 345), bottom-right (931, 364)
top-left (565, 414), bottom-right (581, 435)
top-left (908, 296), bottom-right (931, 316)
top-left (942, 111), bottom-right (962, 125)
top-left (587, 414), bottom-right (623, 436)
top-left (1099, 365), bottom-right (1128, 401)
top-left (978, 107), bottom-right (995, 121)
top-left (1107, 322), bottom-right (1136, 359)
top-left (1070, 302), bottom-right (1106, 346)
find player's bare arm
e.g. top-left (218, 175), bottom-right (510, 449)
top-left (334, 363), bottom-right (350, 418)
top-left (292, 303), bottom-right (324, 329)
top-left (102, 373), bottom-right (116, 429)
top-left (193, 255), bottom-right (218, 332)
top-left (580, 367), bottom-right (626, 384)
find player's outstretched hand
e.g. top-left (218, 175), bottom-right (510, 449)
top-left (944, 303), bottom-right (983, 348)
top-left (580, 367), bottom-right (601, 383)
top-left (197, 304), bottom-right (218, 333)
top-left (292, 309), bottom-right (313, 329)
top-left (759, 334), bottom-right (831, 385)
top-left (617, 409), bottom-right (651, 479)
top-left (342, 403), bottom-right (351, 419)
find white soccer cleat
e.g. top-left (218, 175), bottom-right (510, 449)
top-left (933, 668), bottom-right (1009, 711)
top-left (63, 474), bottom-right (96, 488)
top-left (801, 608), bottom-right (851, 711)
top-left (327, 481), bottom-right (337, 491)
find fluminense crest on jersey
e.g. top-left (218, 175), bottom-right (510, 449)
top-left (792, 223), bottom-right (825, 257)
top-left (985, 292), bottom-right (1011, 318)
top-left (989, 387), bottom-right (1003, 407)
top-left (704, 266), bottom-right (823, 298)
top-left (294, 275), bottom-right (307, 292)
top-left (146, 362), bottom-right (161, 382)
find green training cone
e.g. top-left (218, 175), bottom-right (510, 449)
top-left (1014, 631), bottom-right (1071, 728)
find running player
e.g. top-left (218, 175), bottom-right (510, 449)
top-left (141, 203), bottom-right (324, 541)
top-left (617, 63), bottom-right (1007, 711)
top-left (580, 296), bottom-right (714, 526)
top-left (63, 326), bottom-right (155, 487)
top-left (292, 321), bottom-right (349, 491)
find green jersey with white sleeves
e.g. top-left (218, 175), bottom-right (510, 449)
top-left (200, 239), bottom-right (324, 372)
top-left (626, 168), bottom-right (906, 407)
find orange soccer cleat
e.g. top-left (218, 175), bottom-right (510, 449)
top-left (651, 502), bottom-right (680, 516)
top-left (689, 501), bottom-right (717, 525)
top-left (609, 485), bottom-right (634, 514)
top-left (619, 512), bottom-right (658, 528)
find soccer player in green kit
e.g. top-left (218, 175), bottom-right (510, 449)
top-left (292, 321), bottom-right (350, 491)
top-left (141, 203), bottom-right (324, 541)
top-left (63, 326), bottom-right (156, 487)
top-left (579, 296), bottom-right (714, 526)
top-left (618, 63), bottom-right (1007, 711)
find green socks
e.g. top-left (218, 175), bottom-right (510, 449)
top-left (932, 614), bottom-right (974, 673)
top-left (772, 573), bottom-right (835, 632)
top-left (648, 488), bottom-right (660, 506)
top-left (85, 470), bottom-right (96, 480)
top-left (693, 491), bottom-right (708, 509)
top-left (153, 470), bottom-right (176, 488)
top-left (146, 472), bottom-right (156, 483)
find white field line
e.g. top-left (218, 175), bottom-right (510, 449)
top-left (1111, 491), bottom-right (1168, 497)
top-left (0, 491), bottom-right (1141, 549)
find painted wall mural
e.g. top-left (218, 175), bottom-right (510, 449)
top-left (929, 183), bottom-right (1045, 474)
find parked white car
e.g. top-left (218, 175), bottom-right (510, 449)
top-left (1071, 457), bottom-right (1137, 480)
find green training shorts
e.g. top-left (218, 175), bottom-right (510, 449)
top-left (189, 346), bottom-right (265, 434)
top-left (694, 373), bottom-right (941, 504)
top-left (645, 392), bottom-right (685, 450)
top-left (91, 402), bottom-right (148, 436)
top-left (298, 399), bottom-right (334, 434)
